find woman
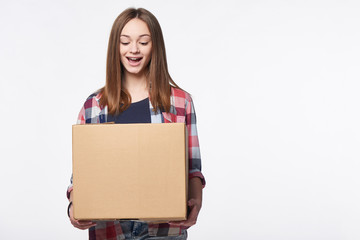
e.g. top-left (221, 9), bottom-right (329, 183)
top-left (67, 8), bottom-right (205, 239)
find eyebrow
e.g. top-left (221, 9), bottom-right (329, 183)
top-left (120, 34), bottom-right (151, 38)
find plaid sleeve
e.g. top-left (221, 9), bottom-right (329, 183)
top-left (66, 107), bottom-right (84, 200)
top-left (185, 95), bottom-right (206, 187)
top-left (67, 92), bottom-right (102, 200)
top-left (76, 105), bottom-right (86, 124)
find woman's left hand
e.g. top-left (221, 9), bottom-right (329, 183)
top-left (170, 198), bottom-right (202, 227)
top-left (170, 177), bottom-right (203, 228)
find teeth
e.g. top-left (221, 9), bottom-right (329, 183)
top-left (129, 57), bottom-right (140, 60)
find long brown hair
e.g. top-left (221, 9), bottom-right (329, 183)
top-left (99, 8), bottom-right (179, 114)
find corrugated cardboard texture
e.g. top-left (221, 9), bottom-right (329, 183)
top-left (72, 123), bottom-right (188, 221)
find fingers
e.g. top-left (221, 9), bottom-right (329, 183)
top-left (169, 220), bottom-right (184, 226)
top-left (169, 199), bottom-right (200, 228)
top-left (71, 219), bottom-right (97, 230)
top-left (69, 204), bottom-right (97, 230)
top-left (181, 205), bottom-right (199, 227)
top-left (188, 199), bottom-right (196, 207)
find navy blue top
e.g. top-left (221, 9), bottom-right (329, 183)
top-left (107, 98), bottom-right (151, 124)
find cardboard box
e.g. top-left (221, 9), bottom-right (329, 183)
top-left (72, 123), bottom-right (188, 221)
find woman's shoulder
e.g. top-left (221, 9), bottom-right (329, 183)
top-left (82, 90), bottom-right (103, 110)
top-left (171, 87), bottom-right (192, 102)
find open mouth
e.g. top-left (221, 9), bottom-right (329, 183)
top-left (127, 57), bottom-right (143, 63)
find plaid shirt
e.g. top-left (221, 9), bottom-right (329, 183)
top-left (67, 87), bottom-right (205, 239)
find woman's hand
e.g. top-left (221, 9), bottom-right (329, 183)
top-left (69, 203), bottom-right (97, 230)
top-left (170, 177), bottom-right (203, 228)
top-left (170, 198), bottom-right (202, 227)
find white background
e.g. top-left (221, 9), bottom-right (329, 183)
top-left (1, 0), bottom-right (360, 239)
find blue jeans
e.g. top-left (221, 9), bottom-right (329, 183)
top-left (119, 221), bottom-right (187, 240)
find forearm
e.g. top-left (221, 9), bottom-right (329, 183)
top-left (189, 177), bottom-right (202, 206)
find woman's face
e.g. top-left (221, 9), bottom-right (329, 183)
top-left (120, 18), bottom-right (152, 76)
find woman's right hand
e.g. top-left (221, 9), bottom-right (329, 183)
top-left (69, 203), bottom-right (97, 230)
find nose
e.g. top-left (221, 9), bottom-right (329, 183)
top-left (130, 43), bottom-right (139, 54)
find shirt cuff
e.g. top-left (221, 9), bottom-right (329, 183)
top-left (189, 172), bottom-right (206, 188)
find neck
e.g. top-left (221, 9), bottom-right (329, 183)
top-left (123, 72), bottom-right (149, 102)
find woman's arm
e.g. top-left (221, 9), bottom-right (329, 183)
top-left (67, 96), bottom-right (100, 229)
top-left (174, 93), bottom-right (204, 227)
top-left (184, 177), bottom-right (203, 227)
top-left (68, 191), bottom-right (97, 230)
top-left (170, 177), bottom-right (203, 227)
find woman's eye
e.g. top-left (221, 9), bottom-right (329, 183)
top-left (121, 42), bottom-right (130, 45)
top-left (140, 42), bottom-right (148, 46)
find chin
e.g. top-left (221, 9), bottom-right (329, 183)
top-left (124, 65), bottom-right (149, 75)
top-left (126, 68), bottom-right (145, 75)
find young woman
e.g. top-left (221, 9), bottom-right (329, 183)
top-left (67, 8), bottom-right (205, 240)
